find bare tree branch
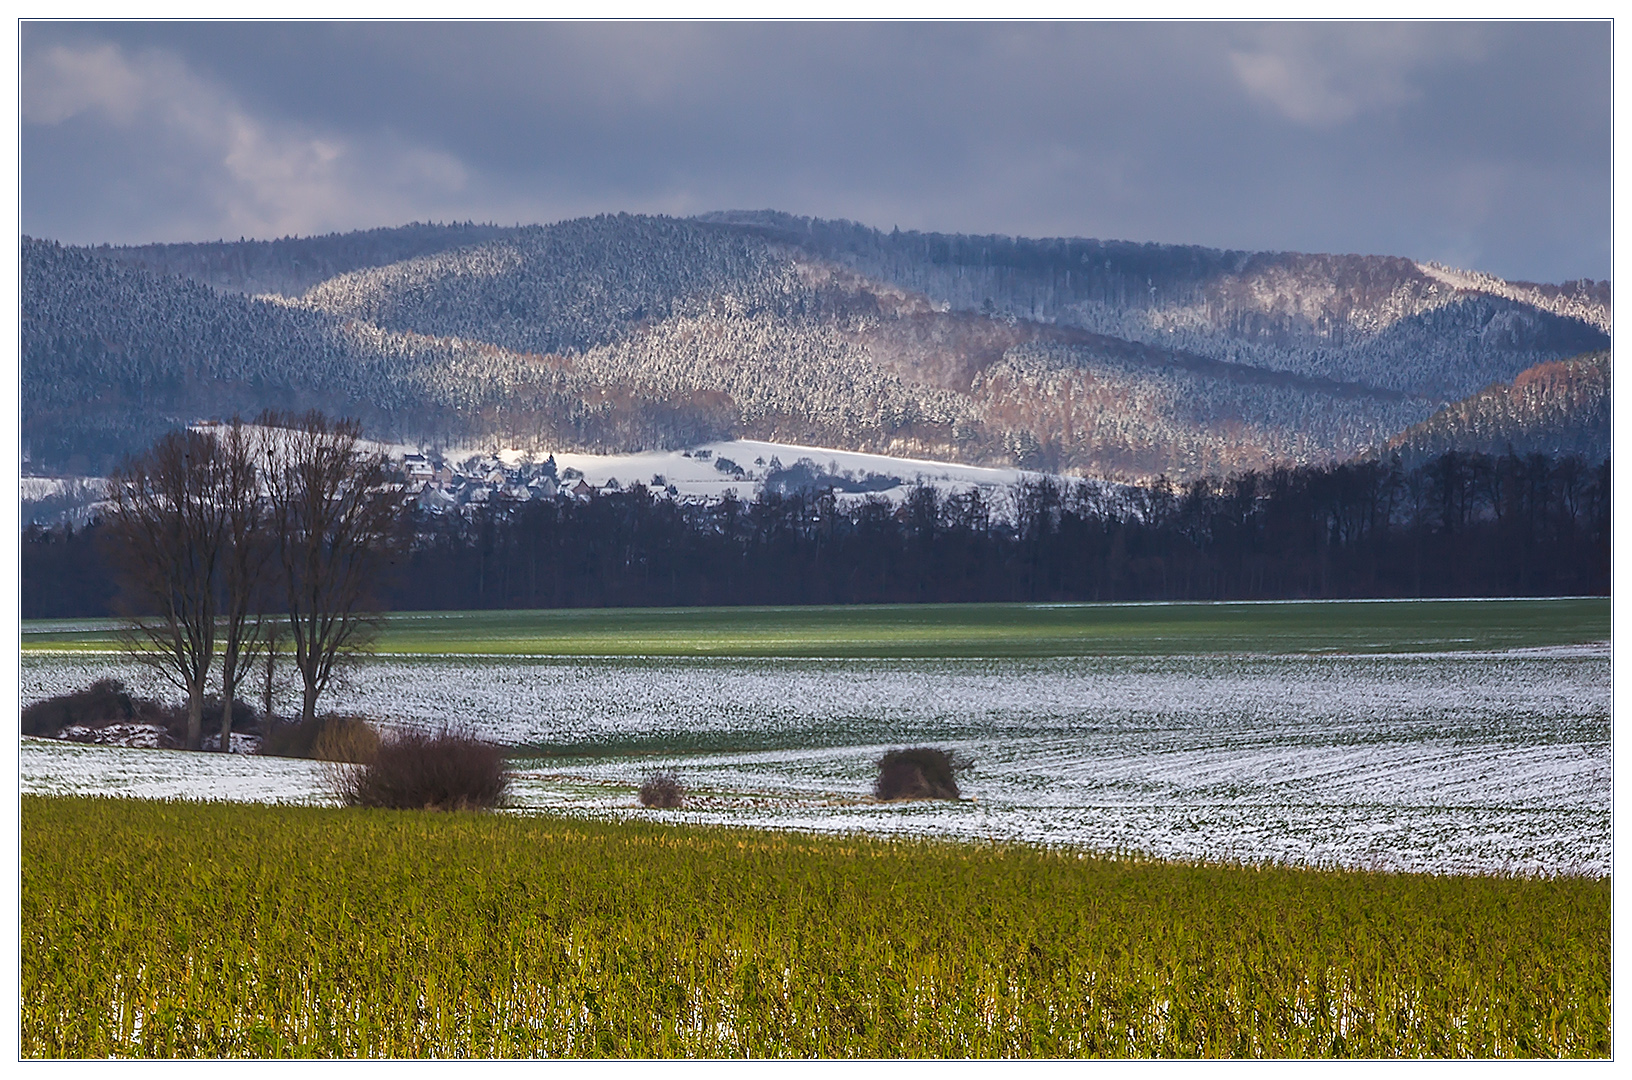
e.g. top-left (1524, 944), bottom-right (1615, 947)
top-left (211, 418), bottom-right (276, 751)
top-left (101, 429), bottom-right (227, 750)
top-left (260, 410), bottom-right (408, 724)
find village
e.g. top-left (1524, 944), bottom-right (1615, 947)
top-left (389, 434), bottom-right (1063, 521)
top-left (22, 432), bottom-right (1117, 534)
top-left (399, 445), bottom-right (760, 517)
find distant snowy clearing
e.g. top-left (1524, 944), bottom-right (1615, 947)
top-left (472, 438), bottom-right (1118, 511)
top-left (27, 433), bottom-right (1119, 520)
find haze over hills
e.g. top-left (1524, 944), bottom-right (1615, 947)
top-left (22, 212), bottom-right (1610, 480)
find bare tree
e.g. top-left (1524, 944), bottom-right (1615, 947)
top-left (261, 617), bottom-right (287, 722)
top-left (260, 411), bottom-right (407, 725)
top-left (212, 419), bottom-right (277, 752)
top-left (102, 429), bottom-right (227, 750)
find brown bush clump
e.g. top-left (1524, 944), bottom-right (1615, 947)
top-left (333, 728), bottom-right (509, 811)
top-left (22, 679), bottom-right (140, 737)
top-left (311, 718), bottom-right (382, 765)
top-left (638, 771), bottom-right (687, 808)
top-left (20, 679), bottom-right (231, 746)
top-left (873, 747), bottom-right (969, 801)
top-left (260, 714), bottom-right (380, 763)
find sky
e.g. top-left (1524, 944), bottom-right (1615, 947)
top-left (17, 20), bottom-right (1612, 284)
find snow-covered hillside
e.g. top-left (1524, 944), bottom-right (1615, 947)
top-left (24, 213), bottom-right (1609, 481)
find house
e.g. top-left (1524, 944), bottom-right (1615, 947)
top-left (528, 476), bottom-right (560, 500)
top-left (402, 452), bottom-right (434, 480)
top-left (416, 486), bottom-right (458, 514)
top-left (570, 479), bottom-right (596, 501)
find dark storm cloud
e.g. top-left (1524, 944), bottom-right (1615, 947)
top-left (19, 20), bottom-right (1610, 283)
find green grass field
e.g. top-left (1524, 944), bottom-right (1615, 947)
top-left (22, 796), bottom-right (1609, 1059)
top-left (20, 597), bottom-right (1610, 658)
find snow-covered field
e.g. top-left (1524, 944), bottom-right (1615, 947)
top-left (20, 477), bottom-right (106, 500)
top-left (22, 644), bottom-right (1609, 876)
top-left (22, 737), bottom-right (333, 804)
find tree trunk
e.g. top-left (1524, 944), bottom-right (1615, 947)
top-left (220, 649), bottom-right (238, 753)
top-left (262, 644), bottom-right (278, 722)
top-left (302, 679), bottom-right (319, 726)
top-left (219, 696), bottom-right (234, 752)
top-left (186, 689), bottom-right (204, 751)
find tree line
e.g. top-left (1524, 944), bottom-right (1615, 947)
top-left (28, 446), bottom-right (1607, 631)
top-left (77, 413), bottom-right (404, 751)
top-left (382, 450), bottom-right (1608, 608)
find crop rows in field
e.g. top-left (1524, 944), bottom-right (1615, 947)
top-left (20, 639), bottom-right (1610, 876)
top-left (21, 797), bottom-right (1610, 1058)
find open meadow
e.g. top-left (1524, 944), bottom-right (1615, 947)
top-left (21, 597), bottom-right (1610, 658)
top-left (20, 796), bottom-right (1610, 1058)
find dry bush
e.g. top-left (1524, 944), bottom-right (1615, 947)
top-left (873, 747), bottom-right (969, 801)
top-left (22, 679), bottom-right (137, 736)
top-left (22, 679), bottom-right (192, 742)
top-left (260, 713), bottom-right (378, 762)
top-left (334, 728), bottom-right (509, 811)
top-left (312, 718), bottom-right (382, 764)
top-left (638, 771), bottom-right (686, 809)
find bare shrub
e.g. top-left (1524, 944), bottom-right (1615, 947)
top-left (259, 713), bottom-right (378, 762)
top-left (22, 679), bottom-right (195, 744)
top-left (334, 728), bottom-right (509, 811)
top-left (874, 747), bottom-right (970, 801)
top-left (21, 679), bottom-right (137, 737)
top-left (638, 771), bottom-right (686, 809)
top-left (312, 718), bottom-right (381, 765)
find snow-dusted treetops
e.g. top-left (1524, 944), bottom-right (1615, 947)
top-left (22, 212), bottom-right (1610, 481)
top-left (1380, 351), bottom-right (1609, 469)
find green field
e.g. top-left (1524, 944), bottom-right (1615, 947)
top-left (20, 597), bottom-right (1611, 658)
top-left (22, 796), bottom-right (1609, 1058)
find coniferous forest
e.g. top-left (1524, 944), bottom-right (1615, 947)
top-left (23, 449), bottom-right (1608, 620)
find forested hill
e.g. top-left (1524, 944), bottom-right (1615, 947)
top-left (103, 221), bottom-right (512, 299)
top-left (1381, 351), bottom-right (1611, 468)
top-left (22, 213), bottom-right (1610, 478)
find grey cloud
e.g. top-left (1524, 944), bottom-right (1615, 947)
top-left (1226, 23), bottom-right (1487, 128)
top-left (18, 21), bottom-right (1609, 282)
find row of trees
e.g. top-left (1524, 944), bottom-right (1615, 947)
top-left (385, 448), bottom-right (1608, 609)
top-left (101, 413), bottom-right (403, 750)
top-left (24, 445), bottom-right (1609, 627)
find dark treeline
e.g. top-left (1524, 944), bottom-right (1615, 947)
top-left (22, 450), bottom-right (1609, 619)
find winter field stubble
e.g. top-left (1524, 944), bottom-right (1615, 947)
top-left (21, 797), bottom-right (1609, 1058)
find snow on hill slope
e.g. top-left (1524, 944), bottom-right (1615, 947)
top-left (23, 213), bottom-right (1609, 482)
